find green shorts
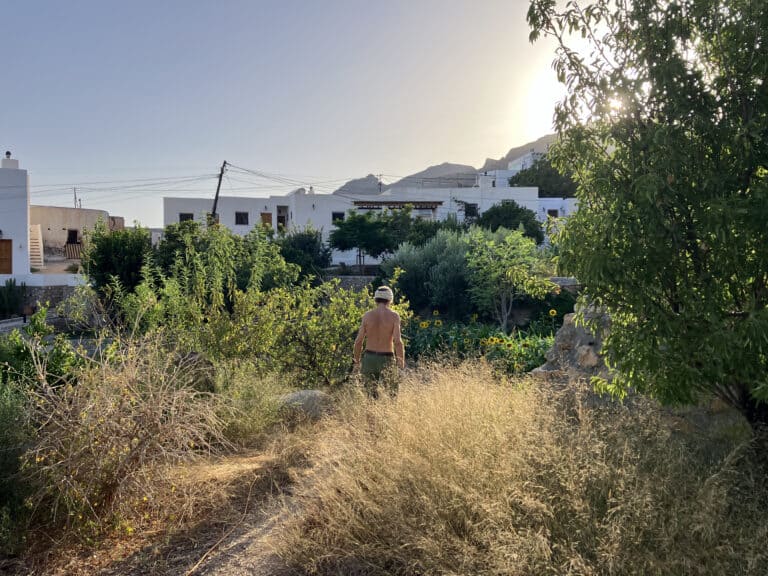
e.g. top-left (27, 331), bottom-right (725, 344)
top-left (361, 351), bottom-right (398, 398)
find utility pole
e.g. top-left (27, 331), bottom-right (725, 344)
top-left (377, 173), bottom-right (383, 194)
top-left (210, 160), bottom-right (227, 224)
top-left (73, 186), bottom-right (77, 208)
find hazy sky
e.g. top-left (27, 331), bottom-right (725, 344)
top-left (1, 0), bottom-right (563, 227)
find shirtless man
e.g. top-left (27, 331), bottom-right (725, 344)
top-left (353, 286), bottom-right (405, 397)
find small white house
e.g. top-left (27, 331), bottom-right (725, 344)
top-left (0, 153), bottom-right (118, 288)
top-left (0, 152), bottom-right (31, 276)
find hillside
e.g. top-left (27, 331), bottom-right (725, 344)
top-left (332, 134), bottom-right (557, 195)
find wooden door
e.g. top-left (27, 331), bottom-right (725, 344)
top-left (0, 240), bottom-right (11, 274)
top-left (260, 212), bottom-right (272, 226)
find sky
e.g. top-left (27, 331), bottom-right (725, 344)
top-left (1, 0), bottom-right (564, 227)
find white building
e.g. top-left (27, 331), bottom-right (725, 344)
top-left (0, 152), bottom-right (31, 276)
top-left (163, 153), bottom-right (577, 265)
top-left (0, 153), bottom-right (116, 287)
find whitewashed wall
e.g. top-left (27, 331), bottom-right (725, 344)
top-left (0, 160), bottom-right (30, 274)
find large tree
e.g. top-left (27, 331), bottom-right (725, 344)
top-left (329, 209), bottom-right (412, 270)
top-left (509, 156), bottom-right (577, 198)
top-left (475, 200), bottom-right (545, 244)
top-left (528, 0), bottom-right (768, 429)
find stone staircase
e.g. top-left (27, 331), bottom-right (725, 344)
top-left (29, 224), bottom-right (44, 270)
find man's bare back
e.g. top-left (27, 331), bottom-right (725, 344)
top-left (353, 288), bottom-right (405, 370)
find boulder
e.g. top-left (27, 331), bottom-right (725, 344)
top-left (536, 307), bottom-right (611, 380)
top-left (278, 390), bottom-right (334, 421)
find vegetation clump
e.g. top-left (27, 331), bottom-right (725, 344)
top-left (275, 363), bottom-right (768, 575)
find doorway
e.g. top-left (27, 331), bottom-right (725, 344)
top-left (0, 240), bottom-right (12, 274)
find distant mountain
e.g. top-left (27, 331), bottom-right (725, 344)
top-left (479, 134), bottom-right (557, 172)
top-left (333, 174), bottom-right (382, 196)
top-left (331, 134), bottom-right (557, 195)
top-left (388, 162), bottom-right (476, 189)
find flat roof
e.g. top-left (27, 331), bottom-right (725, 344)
top-left (352, 200), bottom-right (443, 209)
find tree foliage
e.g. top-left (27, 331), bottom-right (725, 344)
top-left (381, 230), bottom-right (472, 318)
top-left (465, 228), bottom-right (555, 332)
top-left (475, 200), bottom-right (545, 244)
top-left (528, 0), bottom-right (768, 428)
top-left (275, 226), bottom-right (332, 282)
top-left (509, 155), bottom-right (577, 198)
top-left (83, 222), bottom-right (152, 293)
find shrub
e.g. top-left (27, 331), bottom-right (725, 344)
top-left (480, 332), bottom-right (554, 374)
top-left (274, 363), bottom-right (768, 575)
top-left (404, 319), bottom-right (552, 374)
top-left (82, 221), bottom-right (152, 294)
top-left (381, 230), bottom-right (471, 318)
top-left (0, 379), bottom-right (31, 554)
top-left (215, 361), bottom-right (291, 446)
top-left (0, 279), bottom-right (25, 319)
top-left (258, 282), bottom-right (374, 388)
top-left (276, 227), bottom-right (332, 283)
top-left (20, 336), bottom-right (230, 539)
top-left (475, 200), bottom-right (544, 244)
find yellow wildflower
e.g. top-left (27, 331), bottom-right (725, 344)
top-left (432, 310), bottom-right (440, 316)
top-left (434, 319), bottom-right (443, 327)
top-left (549, 308), bottom-right (558, 317)
top-left (420, 321), bottom-right (430, 329)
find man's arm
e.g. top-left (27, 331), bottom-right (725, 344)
top-left (393, 314), bottom-right (405, 368)
top-left (353, 315), bottom-right (367, 367)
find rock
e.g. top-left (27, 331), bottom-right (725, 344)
top-left (576, 345), bottom-right (600, 368)
top-left (537, 307), bottom-right (611, 380)
top-left (278, 390), bottom-right (334, 421)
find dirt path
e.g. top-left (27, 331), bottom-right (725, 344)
top-left (9, 453), bottom-right (303, 576)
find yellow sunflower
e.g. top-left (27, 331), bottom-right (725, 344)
top-left (549, 308), bottom-right (558, 317)
top-left (434, 319), bottom-right (443, 327)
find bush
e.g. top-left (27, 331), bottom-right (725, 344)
top-left (82, 222), bottom-right (152, 294)
top-left (20, 336), bottom-right (230, 539)
top-left (381, 230), bottom-right (472, 318)
top-left (0, 279), bottom-right (25, 319)
top-left (404, 319), bottom-right (552, 374)
top-left (475, 200), bottom-right (544, 244)
top-left (0, 380), bottom-right (31, 555)
top-left (276, 227), bottom-right (332, 283)
top-left (216, 361), bottom-right (291, 446)
top-left (274, 363), bottom-right (768, 575)
top-left (257, 281), bottom-right (375, 388)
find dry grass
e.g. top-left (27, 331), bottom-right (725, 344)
top-left (22, 336), bottom-right (232, 541)
top-left (273, 362), bottom-right (768, 575)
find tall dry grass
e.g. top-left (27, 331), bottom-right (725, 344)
top-left (21, 336), bottom-right (232, 539)
top-left (274, 362), bottom-right (768, 575)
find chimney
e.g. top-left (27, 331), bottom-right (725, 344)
top-left (1, 151), bottom-right (20, 169)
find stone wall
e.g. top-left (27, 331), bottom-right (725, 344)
top-left (24, 285), bottom-right (78, 310)
top-left (328, 275), bottom-right (376, 292)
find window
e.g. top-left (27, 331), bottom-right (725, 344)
top-left (66, 229), bottom-right (79, 244)
top-left (547, 209), bottom-right (559, 218)
top-left (332, 212), bottom-right (345, 223)
top-left (179, 213), bottom-right (194, 222)
top-left (235, 211), bottom-right (249, 225)
top-left (464, 203), bottom-right (478, 218)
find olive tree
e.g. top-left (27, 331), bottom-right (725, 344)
top-left (528, 0), bottom-right (768, 429)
